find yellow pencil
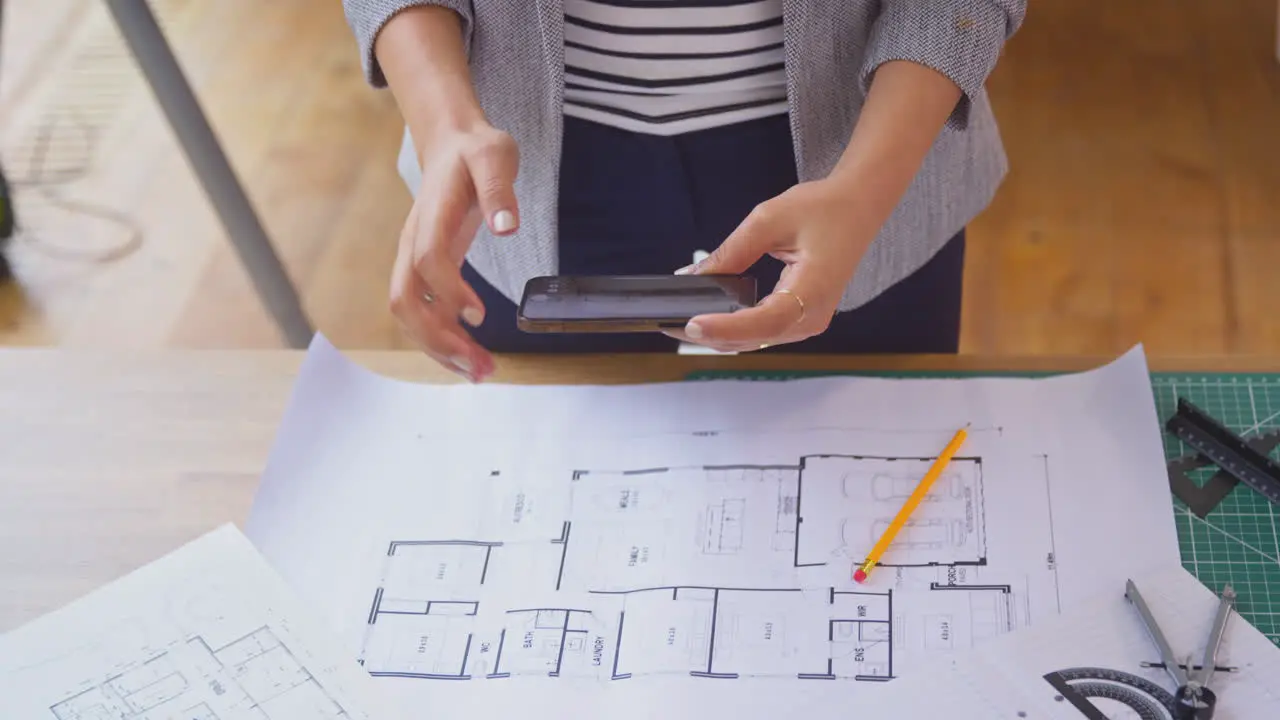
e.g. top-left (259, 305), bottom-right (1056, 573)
top-left (854, 424), bottom-right (970, 583)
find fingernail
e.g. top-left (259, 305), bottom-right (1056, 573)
top-left (462, 306), bottom-right (484, 327)
top-left (492, 210), bottom-right (516, 233)
top-left (450, 355), bottom-right (473, 375)
top-left (684, 321), bottom-right (703, 339)
top-left (675, 264), bottom-right (696, 275)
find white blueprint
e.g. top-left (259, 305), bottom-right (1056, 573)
top-left (0, 524), bottom-right (395, 720)
top-left (245, 335), bottom-right (1183, 720)
top-left (851, 565), bottom-right (1280, 718)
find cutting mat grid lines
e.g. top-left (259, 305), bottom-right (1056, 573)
top-left (1155, 375), bottom-right (1280, 648)
top-left (686, 370), bottom-right (1280, 648)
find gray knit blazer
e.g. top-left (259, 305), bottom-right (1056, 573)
top-left (343, 1), bottom-right (1027, 312)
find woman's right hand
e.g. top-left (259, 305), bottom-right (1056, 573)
top-left (388, 123), bottom-right (520, 382)
top-left (371, 5), bottom-right (516, 382)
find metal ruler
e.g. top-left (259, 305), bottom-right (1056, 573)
top-left (1165, 397), bottom-right (1280, 511)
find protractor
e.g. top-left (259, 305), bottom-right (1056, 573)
top-left (1044, 667), bottom-right (1178, 719)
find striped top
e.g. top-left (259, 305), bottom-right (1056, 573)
top-left (563, 0), bottom-right (788, 136)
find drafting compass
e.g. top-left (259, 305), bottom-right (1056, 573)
top-left (1125, 579), bottom-right (1236, 719)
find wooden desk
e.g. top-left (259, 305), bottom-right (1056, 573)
top-left (3, 348), bottom-right (1279, 632)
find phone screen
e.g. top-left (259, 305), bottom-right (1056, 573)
top-left (521, 275), bottom-right (755, 321)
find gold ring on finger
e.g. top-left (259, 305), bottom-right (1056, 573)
top-left (774, 288), bottom-right (805, 324)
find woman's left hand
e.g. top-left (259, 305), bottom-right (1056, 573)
top-left (665, 177), bottom-right (876, 352)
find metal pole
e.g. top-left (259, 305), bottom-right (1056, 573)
top-left (102, 0), bottom-right (314, 348)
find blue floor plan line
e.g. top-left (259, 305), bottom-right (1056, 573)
top-left (360, 540), bottom-right (500, 680)
top-left (593, 585), bottom-right (896, 681)
top-left (355, 454), bottom-right (1034, 685)
top-left (50, 627), bottom-right (350, 720)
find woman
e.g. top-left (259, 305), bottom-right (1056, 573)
top-left (342, 1), bottom-right (1026, 381)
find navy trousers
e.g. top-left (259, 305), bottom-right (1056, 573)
top-left (461, 114), bottom-right (965, 354)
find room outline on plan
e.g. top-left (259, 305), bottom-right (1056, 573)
top-left (356, 453), bottom-right (1059, 685)
top-left (46, 625), bottom-right (352, 720)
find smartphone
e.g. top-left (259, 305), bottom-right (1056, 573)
top-left (517, 274), bottom-right (757, 333)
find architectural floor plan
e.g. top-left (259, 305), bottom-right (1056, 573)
top-left (357, 455), bottom-right (1047, 686)
top-left (0, 526), bottom-right (382, 720)
top-left (240, 337), bottom-right (1187, 719)
top-left (48, 626), bottom-right (349, 720)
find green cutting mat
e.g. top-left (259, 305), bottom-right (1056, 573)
top-left (686, 369), bottom-right (1280, 647)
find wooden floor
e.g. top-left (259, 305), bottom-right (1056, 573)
top-left (0, 0), bottom-right (1277, 357)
